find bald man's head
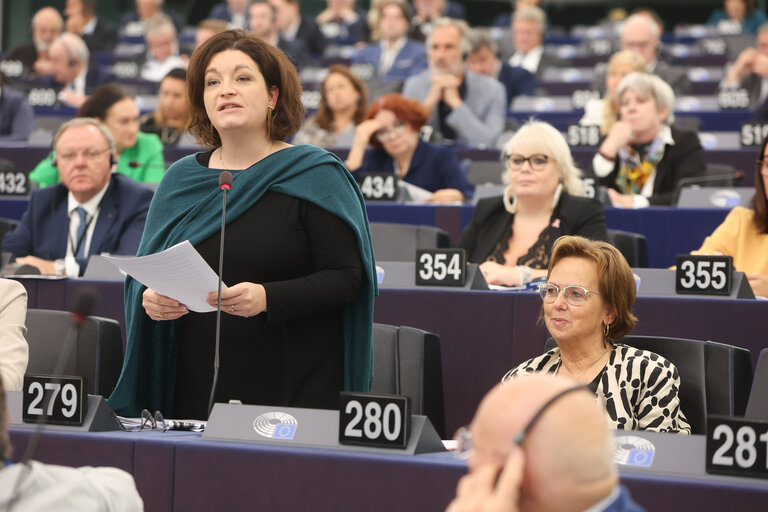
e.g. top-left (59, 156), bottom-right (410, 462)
top-left (469, 374), bottom-right (618, 512)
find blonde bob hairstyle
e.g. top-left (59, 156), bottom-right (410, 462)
top-left (548, 235), bottom-right (638, 340)
top-left (501, 121), bottom-right (584, 212)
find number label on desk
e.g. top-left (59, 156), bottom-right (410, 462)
top-left (740, 123), bottom-right (768, 147)
top-left (22, 375), bottom-right (86, 426)
top-left (587, 39), bottom-right (612, 56)
top-left (27, 88), bottom-right (57, 107)
top-left (0, 171), bottom-right (29, 196)
top-left (416, 249), bottom-right (466, 286)
top-left (718, 89), bottom-right (750, 110)
top-left (570, 89), bottom-right (600, 110)
top-left (339, 392), bottom-right (410, 449)
top-left (675, 255), bottom-right (732, 295)
top-left (701, 38), bottom-right (727, 55)
top-left (357, 172), bottom-right (398, 201)
top-left (566, 124), bottom-right (600, 146)
top-left (706, 415), bottom-right (768, 479)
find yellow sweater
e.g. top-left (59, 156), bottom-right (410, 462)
top-left (693, 206), bottom-right (768, 274)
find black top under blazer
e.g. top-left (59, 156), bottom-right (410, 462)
top-left (458, 192), bottom-right (608, 264)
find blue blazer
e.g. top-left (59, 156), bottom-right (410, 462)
top-left (0, 85), bottom-right (34, 141)
top-left (2, 174), bottom-right (153, 275)
top-left (358, 139), bottom-right (474, 199)
top-left (353, 39), bottom-right (427, 83)
top-left (498, 64), bottom-right (537, 106)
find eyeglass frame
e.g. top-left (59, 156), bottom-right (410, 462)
top-left (538, 283), bottom-right (600, 307)
top-left (504, 153), bottom-right (550, 172)
top-left (55, 146), bottom-right (111, 164)
top-left (453, 385), bottom-right (591, 460)
top-left (140, 409), bottom-right (168, 431)
top-left (374, 121), bottom-right (408, 142)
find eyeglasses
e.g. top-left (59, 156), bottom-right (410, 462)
top-left (375, 121), bottom-right (407, 142)
top-left (538, 283), bottom-right (599, 306)
top-left (505, 153), bottom-right (549, 171)
top-left (140, 409), bottom-right (168, 431)
top-left (452, 385), bottom-right (590, 461)
top-left (56, 147), bottom-right (110, 164)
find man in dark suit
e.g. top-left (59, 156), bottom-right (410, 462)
top-left (0, 76), bottom-right (34, 142)
top-left (1, 7), bottom-right (63, 79)
top-left (208, 0), bottom-right (250, 30)
top-left (721, 24), bottom-right (768, 109)
top-left (3, 118), bottom-right (153, 277)
top-left (64, 0), bottom-right (118, 54)
top-left (467, 30), bottom-right (536, 107)
top-left (352, 1), bottom-right (426, 83)
top-left (268, 0), bottom-right (327, 59)
top-left (446, 374), bottom-right (644, 512)
top-left (249, 0), bottom-right (310, 69)
top-left (507, 6), bottom-right (566, 80)
top-left (47, 33), bottom-right (112, 108)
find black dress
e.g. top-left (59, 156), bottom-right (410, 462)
top-left (173, 152), bottom-right (363, 419)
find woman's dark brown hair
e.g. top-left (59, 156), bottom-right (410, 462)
top-left (186, 29), bottom-right (304, 147)
top-left (313, 65), bottom-right (368, 131)
top-left (752, 133), bottom-right (768, 233)
top-left (77, 83), bottom-right (129, 120)
top-left (363, 93), bottom-right (428, 149)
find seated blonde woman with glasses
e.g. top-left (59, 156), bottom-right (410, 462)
top-left (458, 121), bottom-right (607, 286)
top-left (504, 235), bottom-right (691, 433)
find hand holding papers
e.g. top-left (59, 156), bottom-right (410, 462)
top-left (102, 241), bottom-right (226, 312)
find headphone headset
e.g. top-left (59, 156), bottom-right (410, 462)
top-left (68, 59), bottom-right (78, 68)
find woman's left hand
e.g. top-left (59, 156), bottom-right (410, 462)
top-left (479, 262), bottom-right (523, 286)
top-left (427, 188), bottom-right (464, 203)
top-left (747, 273), bottom-right (768, 298)
top-left (207, 282), bottom-right (267, 317)
top-left (606, 188), bottom-right (635, 208)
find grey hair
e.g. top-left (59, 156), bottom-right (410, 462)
top-left (31, 6), bottom-right (63, 30)
top-left (622, 13), bottom-right (660, 42)
top-left (145, 14), bottom-right (177, 38)
top-left (469, 29), bottom-right (499, 56)
top-left (53, 32), bottom-right (90, 66)
top-left (616, 72), bottom-right (675, 125)
top-left (513, 6), bottom-right (546, 34)
top-left (427, 17), bottom-right (473, 57)
top-left (53, 118), bottom-right (117, 157)
top-left (503, 120), bottom-right (585, 196)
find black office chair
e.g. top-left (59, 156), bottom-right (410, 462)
top-left (745, 348), bottom-right (768, 420)
top-left (25, 309), bottom-right (124, 398)
top-left (706, 340), bottom-right (753, 417)
top-left (369, 222), bottom-right (451, 262)
top-left (370, 323), bottom-right (446, 438)
top-left (605, 229), bottom-right (648, 268)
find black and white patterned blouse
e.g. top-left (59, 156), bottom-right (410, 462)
top-left (503, 343), bottom-right (691, 434)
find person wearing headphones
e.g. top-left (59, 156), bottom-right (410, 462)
top-left (47, 32), bottom-right (112, 108)
top-left (402, 17), bottom-right (506, 147)
top-left (140, 14), bottom-right (187, 82)
top-left (3, 118), bottom-right (153, 277)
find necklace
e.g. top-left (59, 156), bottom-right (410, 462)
top-left (558, 346), bottom-right (611, 382)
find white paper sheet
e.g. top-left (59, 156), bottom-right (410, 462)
top-left (102, 240), bottom-right (226, 312)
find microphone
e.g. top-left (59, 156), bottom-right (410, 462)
top-left (207, 171), bottom-right (233, 417)
top-left (127, 161), bottom-right (168, 169)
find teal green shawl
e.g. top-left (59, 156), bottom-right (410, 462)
top-left (107, 145), bottom-right (377, 416)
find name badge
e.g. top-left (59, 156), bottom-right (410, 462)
top-left (717, 89), bottom-right (750, 110)
top-left (675, 254), bottom-right (732, 295)
top-left (739, 123), bottom-right (768, 147)
top-left (0, 170), bottom-right (30, 196)
top-left (22, 374), bottom-right (87, 426)
top-left (566, 124), bottom-right (600, 146)
top-left (707, 415), bottom-right (768, 480)
top-left (415, 249), bottom-right (466, 286)
top-left (356, 172), bottom-right (399, 201)
top-left (339, 392), bottom-right (410, 449)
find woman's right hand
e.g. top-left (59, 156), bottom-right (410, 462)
top-left (142, 288), bottom-right (188, 321)
top-left (599, 120), bottom-right (634, 158)
top-left (479, 262), bottom-right (524, 287)
top-left (346, 118), bottom-right (383, 171)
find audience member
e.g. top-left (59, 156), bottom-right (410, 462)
top-left (0, 373), bottom-right (144, 510)
top-left (410, 0), bottom-right (466, 42)
top-left (208, 0), bottom-right (250, 30)
top-left (120, 0), bottom-right (184, 35)
top-left (693, 133), bottom-right (768, 297)
top-left (707, 0), bottom-right (767, 35)
top-left (4, 118), bottom-right (153, 277)
top-left (403, 17), bottom-right (506, 147)
top-left (195, 18), bottom-right (229, 50)
top-left (352, 0), bottom-right (426, 83)
top-left (580, 50), bottom-right (647, 134)
top-left (248, 0), bottom-right (308, 65)
top-left (721, 23), bottom-right (768, 109)
top-left (346, 93), bottom-right (474, 202)
top-left (30, 84), bottom-right (165, 187)
top-left (0, 74), bottom-right (35, 142)
top-left (64, 0), bottom-right (118, 54)
top-left (504, 235), bottom-right (691, 433)
top-left (294, 65), bottom-right (368, 148)
top-left (268, 0), bottom-right (328, 59)
top-left (141, 68), bottom-right (188, 145)
top-left (47, 32), bottom-right (111, 108)
top-left (507, 7), bottom-right (565, 79)
top-left (2, 7), bottom-right (63, 79)
top-left (593, 73), bottom-right (706, 208)
top-left (316, 0), bottom-right (369, 46)
top-left (458, 121), bottom-right (606, 286)
top-left (447, 374), bottom-right (645, 512)
top-left (467, 30), bottom-right (536, 107)
top-left (0, 280), bottom-right (28, 392)
top-left (140, 15), bottom-right (187, 82)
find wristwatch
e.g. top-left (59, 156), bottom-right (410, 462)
top-left (53, 259), bottom-right (66, 276)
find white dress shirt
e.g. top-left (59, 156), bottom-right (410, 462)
top-left (64, 182), bottom-right (110, 276)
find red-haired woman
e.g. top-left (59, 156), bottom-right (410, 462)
top-left (346, 92), bottom-right (474, 203)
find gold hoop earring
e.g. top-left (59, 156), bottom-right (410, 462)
top-left (603, 323), bottom-right (610, 338)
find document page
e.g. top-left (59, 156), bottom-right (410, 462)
top-left (102, 240), bottom-right (225, 312)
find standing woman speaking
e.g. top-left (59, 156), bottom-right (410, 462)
top-left (108, 30), bottom-right (376, 419)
